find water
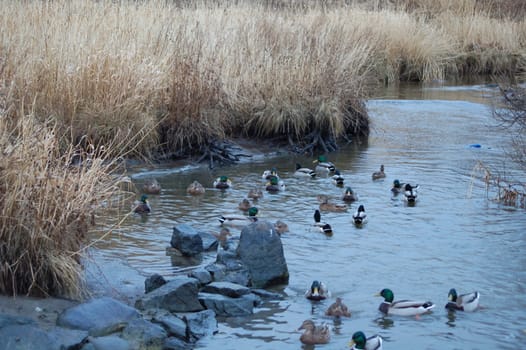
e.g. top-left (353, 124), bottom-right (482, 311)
top-left (87, 82), bottom-right (526, 349)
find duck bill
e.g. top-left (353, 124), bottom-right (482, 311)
top-left (448, 294), bottom-right (454, 301)
top-left (313, 287), bottom-right (319, 295)
top-left (349, 340), bottom-right (356, 347)
top-left (374, 292), bottom-right (381, 297)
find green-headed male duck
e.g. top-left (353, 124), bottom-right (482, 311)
top-left (219, 206), bottom-right (258, 227)
top-left (376, 288), bottom-right (435, 317)
top-left (332, 170), bottom-right (345, 187)
top-left (404, 183), bottom-right (419, 203)
top-left (213, 176), bottom-right (232, 189)
top-left (294, 163), bottom-right (316, 178)
top-left (266, 175), bottom-right (285, 193)
top-left (349, 331), bottom-right (383, 350)
top-left (445, 288), bottom-right (480, 312)
top-left (353, 205), bottom-right (367, 225)
top-left (391, 179), bottom-right (404, 195)
top-left (313, 155), bottom-right (335, 174)
top-left (313, 209), bottom-right (333, 235)
top-left (133, 195), bottom-right (151, 214)
top-left (262, 167), bottom-right (279, 180)
top-left (342, 187), bottom-right (358, 202)
top-left (305, 280), bottom-right (331, 301)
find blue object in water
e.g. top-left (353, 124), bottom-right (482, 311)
top-left (469, 144), bottom-right (482, 148)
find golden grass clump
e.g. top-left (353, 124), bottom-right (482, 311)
top-left (0, 112), bottom-right (119, 297)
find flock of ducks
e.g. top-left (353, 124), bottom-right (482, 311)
top-left (131, 155), bottom-right (480, 348)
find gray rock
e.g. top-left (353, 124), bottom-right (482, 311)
top-left (0, 324), bottom-right (55, 350)
top-left (198, 292), bottom-right (258, 317)
top-left (56, 297), bottom-right (140, 336)
top-left (87, 335), bottom-right (131, 350)
top-left (135, 277), bottom-right (204, 313)
top-left (188, 267), bottom-right (212, 285)
top-left (47, 327), bottom-right (89, 349)
top-left (198, 231), bottom-right (219, 251)
top-left (0, 313), bottom-right (36, 328)
top-left (152, 312), bottom-right (187, 340)
top-left (237, 221), bottom-right (289, 288)
top-left (183, 309), bottom-right (217, 342)
top-left (164, 336), bottom-right (191, 350)
top-left (201, 281), bottom-right (251, 298)
top-left (121, 318), bottom-right (167, 348)
top-left (250, 288), bottom-right (285, 299)
top-left (145, 273), bottom-right (167, 293)
top-left (171, 224), bottom-right (204, 256)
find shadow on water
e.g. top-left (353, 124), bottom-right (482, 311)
top-left (87, 81), bottom-right (526, 349)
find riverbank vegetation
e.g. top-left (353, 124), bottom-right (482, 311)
top-left (0, 0), bottom-right (525, 296)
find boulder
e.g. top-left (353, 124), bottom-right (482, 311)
top-left (198, 230), bottom-right (219, 251)
top-left (152, 313), bottom-right (187, 340)
top-left (171, 224), bottom-right (204, 256)
top-left (198, 293), bottom-right (259, 317)
top-left (121, 318), bottom-right (167, 348)
top-left (237, 221), bottom-right (289, 288)
top-left (183, 309), bottom-right (217, 342)
top-left (0, 324), bottom-right (55, 350)
top-left (135, 277), bottom-right (204, 313)
top-left (145, 273), bottom-right (167, 293)
top-left (85, 335), bottom-right (131, 350)
top-left (188, 267), bottom-right (212, 286)
top-left (201, 281), bottom-right (251, 298)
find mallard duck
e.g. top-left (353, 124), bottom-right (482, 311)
top-left (219, 207), bottom-right (258, 227)
top-left (313, 155), bottom-right (336, 174)
top-left (266, 175), bottom-right (285, 193)
top-left (391, 179), bottom-right (404, 195)
top-left (294, 163), bottom-right (316, 178)
top-left (274, 220), bottom-right (289, 235)
top-left (349, 331), bottom-right (383, 350)
top-left (445, 288), bottom-right (480, 312)
top-left (238, 198), bottom-right (251, 211)
top-left (353, 205), bottom-right (367, 225)
top-left (213, 176), bottom-right (232, 189)
top-left (212, 228), bottom-right (232, 249)
top-left (313, 209), bottom-right (333, 235)
top-left (247, 187), bottom-right (263, 200)
top-left (298, 319), bottom-right (330, 345)
top-left (372, 165), bottom-right (386, 180)
top-left (142, 178), bottom-right (161, 194)
top-left (133, 195), bottom-right (151, 214)
top-left (332, 170), bottom-right (345, 187)
top-left (262, 167), bottom-right (279, 180)
top-left (376, 288), bottom-right (435, 316)
top-left (186, 180), bottom-right (206, 195)
top-left (317, 195), bottom-right (348, 212)
top-left (342, 187), bottom-right (358, 202)
top-left (305, 280), bottom-right (331, 301)
top-left (325, 297), bottom-right (351, 317)
top-left (404, 183), bottom-right (419, 203)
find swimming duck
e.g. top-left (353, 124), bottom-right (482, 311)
top-left (247, 187), bottom-right (263, 200)
top-left (325, 297), bottom-right (351, 317)
top-left (238, 198), bottom-right (251, 211)
top-left (266, 175), bottom-right (285, 193)
top-left (313, 155), bottom-right (336, 174)
top-left (142, 178), bottom-right (161, 194)
top-left (213, 176), bottom-right (232, 189)
top-left (313, 209), bottom-right (333, 235)
top-left (372, 165), bottom-right (386, 180)
top-left (332, 170), bottom-right (345, 187)
top-left (298, 319), bottom-right (330, 345)
top-left (349, 331), bottom-right (383, 350)
top-left (391, 179), bottom-right (404, 195)
top-left (274, 220), bottom-right (289, 235)
top-left (212, 228), bottom-right (232, 249)
top-left (317, 195), bottom-right (348, 212)
top-left (262, 167), bottom-right (279, 180)
top-left (404, 183), bottom-right (419, 203)
top-left (376, 288), bottom-right (435, 316)
top-left (305, 280), bottom-right (331, 301)
top-left (445, 288), bottom-right (480, 312)
top-left (219, 207), bottom-right (258, 227)
top-left (133, 195), bottom-right (151, 214)
top-left (353, 205), bottom-right (367, 225)
top-left (186, 180), bottom-right (206, 195)
top-left (294, 163), bottom-right (316, 178)
top-left (342, 187), bottom-right (358, 202)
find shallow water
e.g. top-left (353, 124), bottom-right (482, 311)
top-left (88, 82), bottom-right (526, 349)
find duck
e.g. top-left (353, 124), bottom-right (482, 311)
top-left (313, 209), bottom-right (333, 235)
top-left (298, 319), bottom-right (330, 345)
top-left (349, 331), bottom-right (383, 350)
top-left (213, 176), bottom-right (232, 189)
top-left (325, 297), bottom-right (351, 317)
top-left (353, 205), bottom-right (367, 225)
top-left (391, 179), bottom-right (404, 195)
top-left (372, 165), bottom-right (386, 180)
top-left (186, 180), bottom-right (206, 195)
top-left (247, 187), bottom-right (263, 200)
top-left (342, 187), bottom-right (358, 202)
top-left (212, 228), bottom-right (232, 249)
top-left (313, 155), bottom-right (336, 174)
top-left (219, 207), bottom-right (258, 227)
top-left (266, 175), bottom-right (285, 193)
top-left (238, 198), bottom-right (251, 211)
top-left (445, 288), bottom-right (480, 312)
top-left (133, 195), bottom-right (151, 214)
top-left (142, 178), bottom-right (161, 194)
top-left (305, 280), bottom-right (331, 301)
top-left (294, 163), bottom-right (316, 178)
top-left (332, 170), bottom-right (345, 187)
top-left (404, 183), bottom-right (419, 203)
top-left (317, 195), bottom-right (348, 212)
top-left (262, 167), bottom-right (279, 180)
top-left (376, 288), bottom-right (435, 316)
top-left (274, 220), bottom-right (289, 235)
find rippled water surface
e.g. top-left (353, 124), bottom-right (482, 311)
top-left (88, 83), bottom-right (526, 349)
